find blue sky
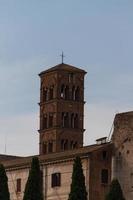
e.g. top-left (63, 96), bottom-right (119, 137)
top-left (0, 1), bottom-right (132, 155)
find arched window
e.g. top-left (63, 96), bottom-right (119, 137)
top-left (74, 114), bottom-right (78, 128)
top-left (49, 86), bottom-right (54, 100)
top-left (61, 139), bottom-right (64, 150)
top-left (49, 114), bottom-right (53, 127)
top-left (61, 85), bottom-right (70, 100)
top-left (62, 112), bottom-right (69, 128)
top-left (68, 73), bottom-right (74, 83)
top-left (64, 140), bottom-right (68, 150)
top-left (61, 85), bottom-right (65, 99)
top-left (75, 87), bottom-right (80, 101)
top-left (48, 142), bottom-right (53, 153)
top-left (42, 143), bottom-right (47, 154)
top-left (61, 139), bottom-right (68, 151)
top-left (72, 86), bottom-right (76, 100)
top-left (65, 86), bottom-right (69, 100)
top-left (43, 89), bottom-right (48, 101)
top-left (73, 142), bottom-right (78, 149)
top-left (70, 141), bottom-right (74, 149)
top-left (71, 113), bottom-right (74, 128)
top-left (62, 113), bottom-right (64, 127)
top-left (70, 141), bottom-right (77, 149)
top-left (42, 114), bottom-right (47, 129)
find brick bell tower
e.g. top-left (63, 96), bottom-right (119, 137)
top-left (38, 62), bottom-right (86, 155)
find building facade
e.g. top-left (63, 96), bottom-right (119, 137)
top-left (39, 63), bottom-right (86, 155)
top-left (0, 63), bottom-right (132, 200)
top-left (4, 142), bottom-right (112, 200)
top-left (112, 112), bottom-right (133, 200)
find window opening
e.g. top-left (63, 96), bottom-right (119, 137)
top-left (72, 86), bottom-right (76, 100)
top-left (101, 169), bottom-right (108, 184)
top-left (42, 143), bottom-right (47, 154)
top-left (61, 85), bottom-right (65, 99)
top-left (48, 142), bottom-right (53, 153)
top-left (70, 141), bottom-right (77, 149)
top-left (127, 150), bottom-right (130, 154)
top-left (49, 87), bottom-right (54, 100)
top-left (51, 173), bottom-right (61, 187)
top-left (62, 112), bottom-right (69, 128)
top-left (61, 139), bottom-right (64, 150)
top-left (43, 89), bottom-right (48, 101)
top-left (70, 141), bottom-right (74, 149)
top-left (75, 87), bottom-right (80, 101)
top-left (71, 113), bottom-right (74, 128)
top-left (73, 142), bottom-right (78, 149)
top-left (102, 151), bottom-right (107, 160)
top-left (64, 140), bottom-right (68, 150)
top-left (61, 139), bottom-right (68, 151)
top-left (49, 114), bottom-right (53, 127)
top-left (16, 178), bottom-right (21, 192)
top-left (42, 115), bottom-right (47, 129)
top-left (68, 73), bottom-right (74, 83)
top-left (65, 86), bottom-right (69, 100)
top-left (74, 114), bottom-right (78, 128)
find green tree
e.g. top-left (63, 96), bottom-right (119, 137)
top-left (23, 157), bottom-right (43, 200)
top-left (0, 164), bottom-right (10, 200)
top-left (105, 179), bottom-right (125, 200)
top-left (68, 156), bottom-right (87, 200)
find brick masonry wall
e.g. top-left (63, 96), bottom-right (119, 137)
top-left (89, 145), bottom-right (112, 200)
top-left (112, 112), bottom-right (133, 200)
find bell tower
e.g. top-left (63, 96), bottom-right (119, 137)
top-left (38, 63), bottom-right (86, 155)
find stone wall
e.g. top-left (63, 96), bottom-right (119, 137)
top-left (44, 158), bottom-right (89, 200)
top-left (7, 168), bottom-right (29, 200)
top-left (89, 145), bottom-right (112, 200)
top-left (6, 157), bottom-right (89, 200)
top-left (112, 111), bottom-right (133, 200)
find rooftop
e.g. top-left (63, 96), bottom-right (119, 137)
top-left (116, 111), bottom-right (133, 117)
top-left (39, 63), bottom-right (87, 76)
top-left (1, 143), bottom-right (112, 170)
top-left (0, 154), bottom-right (22, 161)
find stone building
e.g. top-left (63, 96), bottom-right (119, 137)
top-left (38, 63), bottom-right (86, 154)
top-left (112, 111), bottom-right (133, 200)
top-left (0, 62), bottom-right (132, 200)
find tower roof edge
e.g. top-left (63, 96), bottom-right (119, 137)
top-left (39, 63), bottom-right (87, 76)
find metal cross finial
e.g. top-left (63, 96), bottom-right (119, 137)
top-left (60, 51), bottom-right (65, 64)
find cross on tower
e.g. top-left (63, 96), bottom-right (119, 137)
top-left (60, 51), bottom-right (65, 64)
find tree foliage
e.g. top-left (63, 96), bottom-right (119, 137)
top-left (68, 156), bottom-right (87, 200)
top-left (23, 157), bottom-right (43, 200)
top-left (105, 179), bottom-right (125, 200)
top-left (0, 164), bottom-right (10, 200)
